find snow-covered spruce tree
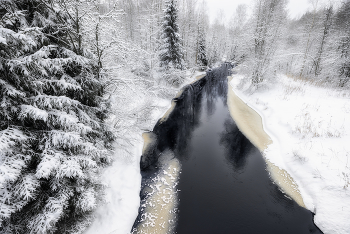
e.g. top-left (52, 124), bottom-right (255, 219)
top-left (159, 0), bottom-right (184, 86)
top-left (0, 0), bottom-right (114, 233)
top-left (196, 21), bottom-right (208, 69)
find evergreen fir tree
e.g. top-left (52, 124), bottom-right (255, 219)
top-left (0, 0), bottom-right (114, 233)
top-left (196, 23), bottom-right (208, 68)
top-left (159, 0), bottom-right (184, 71)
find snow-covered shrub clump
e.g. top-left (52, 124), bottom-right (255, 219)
top-left (0, 0), bottom-right (114, 233)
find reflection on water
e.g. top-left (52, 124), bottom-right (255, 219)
top-left (226, 76), bottom-right (306, 207)
top-left (220, 118), bottom-right (252, 171)
top-left (133, 64), bottom-right (322, 234)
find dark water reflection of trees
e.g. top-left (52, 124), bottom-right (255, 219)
top-left (134, 64), bottom-right (323, 234)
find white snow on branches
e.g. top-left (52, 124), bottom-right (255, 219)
top-left (14, 174), bottom-right (40, 201)
top-left (27, 191), bottom-right (72, 234)
top-left (0, 80), bottom-right (26, 98)
top-left (76, 188), bottom-right (97, 213)
top-left (50, 130), bottom-right (81, 148)
top-left (56, 158), bottom-right (84, 179)
top-left (36, 152), bottom-right (61, 179)
top-left (19, 105), bottom-right (48, 121)
top-left (0, 127), bottom-right (26, 152)
top-left (32, 95), bottom-right (80, 110)
top-left (0, 36), bottom-right (6, 45)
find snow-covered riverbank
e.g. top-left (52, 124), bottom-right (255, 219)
top-left (230, 73), bottom-right (350, 234)
top-left (84, 71), bottom-right (204, 234)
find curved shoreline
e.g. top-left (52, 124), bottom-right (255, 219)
top-left (133, 74), bottom-right (206, 234)
top-left (227, 76), bottom-right (306, 208)
top-left (134, 72), bottom-right (309, 234)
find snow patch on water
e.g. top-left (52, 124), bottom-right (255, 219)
top-left (132, 151), bottom-right (180, 234)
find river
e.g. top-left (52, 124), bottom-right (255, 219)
top-left (132, 64), bottom-right (322, 234)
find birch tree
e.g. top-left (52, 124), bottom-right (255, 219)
top-left (228, 4), bottom-right (248, 62)
top-left (299, 0), bottom-right (319, 77)
top-left (313, 5), bottom-right (333, 77)
top-left (251, 0), bottom-right (287, 85)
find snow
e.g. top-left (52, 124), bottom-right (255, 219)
top-left (0, 128), bottom-right (27, 152)
top-left (230, 72), bottom-right (350, 234)
top-left (0, 36), bottom-right (6, 45)
top-left (36, 152), bottom-right (61, 179)
top-left (19, 105), bottom-right (48, 121)
top-left (132, 152), bottom-right (180, 234)
top-left (50, 130), bottom-right (81, 148)
top-left (76, 188), bottom-right (97, 212)
top-left (84, 71), bottom-right (204, 234)
top-left (84, 133), bottom-right (143, 234)
top-left (84, 98), bottom-right (172, 234)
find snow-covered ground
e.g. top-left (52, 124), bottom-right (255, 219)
top-left (85, 99), bottom-right (171, 234)
top-left (84, 70), bottom-right (204, 234)
top-left (230, 72), bottom-right (350, 234)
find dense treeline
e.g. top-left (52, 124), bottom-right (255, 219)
top-left (1, 0), bottom-right (350, 233)
top-left (272, 0), bottom-right (350, 87)
top-left (110, 0), bottom-right (350, 87)
top-left (209, 0), bottom-right (350, 87)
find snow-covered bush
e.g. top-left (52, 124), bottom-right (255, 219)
top-left (0, 0), bottom-right (113, 233)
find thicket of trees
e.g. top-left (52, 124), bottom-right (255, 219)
top-left (250, 0), bottom-right (287, 85)
top-left (122, 0), bottom-right (350, 88)
top-left (233, 0), bottom-right (350, 87)
top-left (50, 0), bottom-right (350, 89)
top-left (1, 0), bottom-right (350, 233)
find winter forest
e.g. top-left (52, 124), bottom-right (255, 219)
top-left (1, 0), bottom-right (350, 233)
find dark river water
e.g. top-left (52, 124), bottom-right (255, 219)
top-left (133, 64), bottom-right (322, 234)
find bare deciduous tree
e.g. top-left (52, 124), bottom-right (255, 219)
top-left (251, 0), bottom-right (287, 85)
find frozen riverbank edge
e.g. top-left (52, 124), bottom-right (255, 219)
top-left (227, 76), bottom-right (306, 208)
top-left (230, 72), bottom-right (350, 234)
top-left (84, 71), bottom-right (205, 234)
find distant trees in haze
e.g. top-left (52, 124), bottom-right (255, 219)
top-left (312, 5), bottom-right (333, 77)
top-left (251, 0), bottom-right (287, 85)
top-left (224, 0), bottom-right (350, 88)
top-left (196, 20), bottom-right (208, 68)
top-left (46, 0), bottom-right (350, 88)
top-left (335, 0), bottom-right (350, 87)
top-left (283, 0), bottom-right (350, 87)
